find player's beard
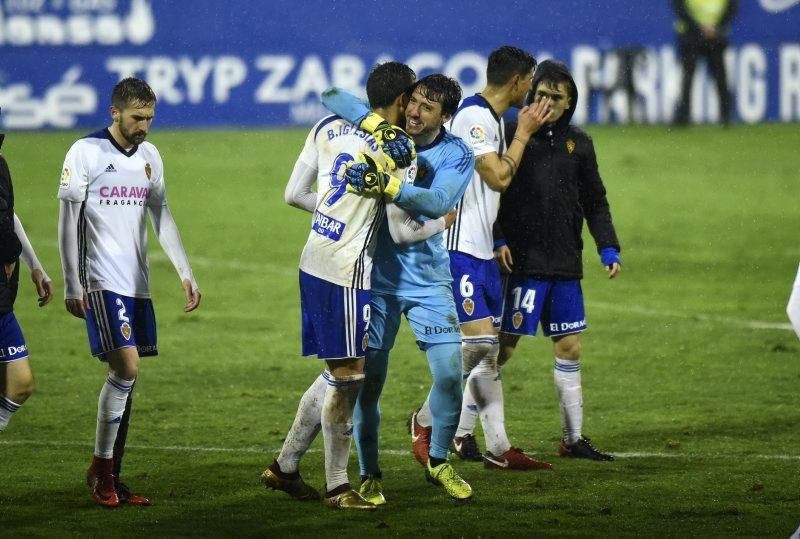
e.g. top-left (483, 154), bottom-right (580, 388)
top-left (120, 125), bottom-right (147, 146)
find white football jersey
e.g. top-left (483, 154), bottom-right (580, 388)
top-left (58, 129), bottom-right (166, 298)
top-left (445, 95), bottom-right (505, 260)
top-left (297, 116), bottom-right (416, 289)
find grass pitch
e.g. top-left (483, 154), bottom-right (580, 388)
top-left (1, 124), bottom-right (799, 536)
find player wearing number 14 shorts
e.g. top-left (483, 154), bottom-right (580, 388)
top-left (443, 46), bottom-right (553, 470)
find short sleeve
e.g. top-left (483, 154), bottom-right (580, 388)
top-left (297, 127), bottom-right (319, 168)
top-left (450, 108), bottom-right (499, 157)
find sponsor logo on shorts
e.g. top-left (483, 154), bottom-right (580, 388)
top-left (423, 325), bottom-right (460, 335)
top-left (512, 311), bottom-right (523, 329)
top-left (550, 319), bottom-right (586, 332)
top-left (462, 298), bottom-right (474, 316)
top-left (120, 322), bottom-right (132, 340)
top-left (1, 344), bottom-right (28, 358)
top-left (137, 345), bottom-right (157, 353)
top-left (362, 334), bottom-right (369, 351)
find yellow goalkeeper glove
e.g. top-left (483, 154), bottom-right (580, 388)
top-left (344, 153), bottom-right (403, 199)
top-left (360, 112), bottom-right (416, 170)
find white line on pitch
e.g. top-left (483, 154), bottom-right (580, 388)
top-left (1, 440), bottom-right (798, 460)
top-left (588, 301), bottom-right (793, 331)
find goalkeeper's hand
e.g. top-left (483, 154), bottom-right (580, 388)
top-left (345, 153), bottom-right (402, 199)
top-left (360, 112), bottom-right (416, 170)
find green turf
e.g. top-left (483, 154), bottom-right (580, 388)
top-left (1, 125), bottom-right (799, 536)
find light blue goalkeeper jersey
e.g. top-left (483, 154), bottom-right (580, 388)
top-left (321, 88), bottom-right (474, 297)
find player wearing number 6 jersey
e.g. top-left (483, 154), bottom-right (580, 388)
top-left (58, 78), bottom-right (201, 508)
top-left (263, 62), bottom-right (449, 511)
top-left (441, 45), bottom-right (554, 471)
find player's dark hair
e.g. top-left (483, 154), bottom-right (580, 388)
top-left (486, 45), bottom-right (537, 86)
top-left (112, 77), bottom-right (157, 110)
top-left (367, 62), bottom-right (417, 109)
top-left (410, 74), bottom-right (462, 117)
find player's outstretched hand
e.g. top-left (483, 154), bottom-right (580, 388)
top-left (31, 268), bottom-right (54, 307)
top-left (345, 153), bottom-right (402, 198)
top-left (65, 290), bottom-right (88, 319)
top-left (183, 279), bottom-right (201, 312)
top-left (360, 112), bottom-right (416, 170)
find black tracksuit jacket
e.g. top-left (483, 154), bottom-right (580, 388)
top-left (494, 61), bottom-right (620, 281)
top-left (0, 151), bottom-right (23, 314)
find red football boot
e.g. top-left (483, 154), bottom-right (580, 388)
top-left (406, 409), bottom-right (431, 467)
top-left (483, 447), bottom-right (554, 471)
top-left (116, 479), bottom-right (151, 506)
top-left (87, 456), bottom-right (120, 507)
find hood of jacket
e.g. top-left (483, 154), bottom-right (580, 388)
top-left (527, 60), bottom-right (578, 135)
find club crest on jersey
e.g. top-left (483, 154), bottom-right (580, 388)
top-left (416, 164), bottom-right (429, 183)
top-left (512, 311), bottom-right (524, 329)
top-left (145, 163), bottom-right (152, 180)
top-left (469, 125), bottom-right (486, 145)
top-left (566, 140), bottom-right (575, 154)
top-left (462, 298), bottom-right (475, 316)
top-left (60, 166), bottom-right (71, 188)
top-left (120, 322), bottom-right (132, 340)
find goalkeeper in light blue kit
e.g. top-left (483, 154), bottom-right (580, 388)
top-left (322, 74), bottom-right (475, 502)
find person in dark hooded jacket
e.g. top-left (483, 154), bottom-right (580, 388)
top-left (492, 60), bottom-right (621, 461)
top-left (0, 133), bottom-right (54, 432)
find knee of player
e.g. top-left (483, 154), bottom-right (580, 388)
top-left (554, 336), bottom-right (582, 361)
top-left (10, 377), bottom-right (35, 402)
top-left (461, 339), bottom-right (495, 373)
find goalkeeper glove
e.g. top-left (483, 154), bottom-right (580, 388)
top-left (599, 247), bottom-right (621, 268)
top-left (360, 112), bottom-right (416, 170)
top-left (345, 153), bottom-right (402, 199)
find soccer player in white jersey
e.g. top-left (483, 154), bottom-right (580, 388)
top-left (262, 62), bottom-right (446, 510)
top-left (0, 136), bottom-right (55, 433)
top-left (444, 46), bottom-right (554, 469)
top-left (58, 78), bottom-right (201, 508)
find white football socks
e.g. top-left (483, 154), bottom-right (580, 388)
top-left (0, 394), bottom-right (22, 431)
top-left (95, 373), bottom-right (134, 458)
top-left (455, 335), bottom-right (487, 438)
top-left (416, 397), bottom-right (432, 428)
top-left (276, 372), bottom-right (326, 474)
top-left (554, 357), bottom-right (583, 444)
top-left (455, 383), bottom-right (478, 438)
top-left (321, 371), bottom-right (364, 493)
